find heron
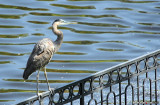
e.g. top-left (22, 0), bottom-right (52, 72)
top-left (23, 19), bottom-right (76, 96)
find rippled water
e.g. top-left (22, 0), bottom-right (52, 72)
top-left (0, 0), bottom-right (160, 104)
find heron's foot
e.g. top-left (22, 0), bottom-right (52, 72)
top-left (37, 93), bottom-right (42, 100)
top-left (37, 93), bottom-right (42, 96)
top-left (49, 88), bottom-right (54, 94)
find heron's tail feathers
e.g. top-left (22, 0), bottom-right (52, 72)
top-left (23, 67), bottom-right (34, 80)
top-left (23, 68), bottom-right (29, 80)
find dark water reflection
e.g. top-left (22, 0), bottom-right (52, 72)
top-left (0, 0), bottom-right (160, 104)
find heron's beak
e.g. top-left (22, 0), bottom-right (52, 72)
top-left (60, 21), bottom-right (77, 25)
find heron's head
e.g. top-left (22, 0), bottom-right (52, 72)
top-left (53, 19), bottom-right (77, 26)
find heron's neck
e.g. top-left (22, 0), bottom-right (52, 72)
top-left (52, 24), bottom-right (63, 52)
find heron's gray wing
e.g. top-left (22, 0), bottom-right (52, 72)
top-left (23, 39), bottom-right (54, 79)
top-left (37, 44), bottom-right (45, 55)
top-left (32, 39), bottom-right (54, 69)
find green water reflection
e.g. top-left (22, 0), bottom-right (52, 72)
top-left (45, 68), bottom-right (97, 73)
top-left (57, 51), bottom-right (86, 55)
top-left (0, 14), bottom-right (26, 19)
top-left (27, 21), bottom-right (49, 24)
top-left (0, 89), bottom-right (35, 93)
top-left (64, 40), bottom-right (99, 45)
top-left (0, 43), bottom-right (34, 45)
top-left (0, 52), bottom-right (26, 56)
top-left (105, 8), bottom-right (133, 11)
top-left (0, 25), bottom-right (23, 28)
top-left (97, 48), bottom-right (123, 52)
top-left (51, 4), bottom-right (95, 9)
top-left (0, 34), bottom-right (28, 38)
top-left (30, 12), bottom-right (120, 18)
top-left (19, 68), bottom-right (97, 73)
top-left (0, 100), bottom-right (14, 102)
top-left (0, 61), bottom-right (11, 64)
top-left (32, 33), bottom-right (45, 36)
top-left (0, 4), bottom-right (48, 11)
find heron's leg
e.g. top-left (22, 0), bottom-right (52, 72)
top-left (44, 67), bottom-right (51, 91)
top-left (37, 70), bottom-right (43, 105)
top-left (37, 69), bottom-right (40, 96)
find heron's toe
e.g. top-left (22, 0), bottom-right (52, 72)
top-left (37, 93), bottom-right (43, 101)
top-left (37, 93), bottom-right (42, 96)
top-left (49, 88), bottom-right (54, 94)
top-left (37, 93), bottom-right (42, 99)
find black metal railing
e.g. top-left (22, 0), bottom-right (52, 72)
top-left (17, 49), bottom-right (160, 105)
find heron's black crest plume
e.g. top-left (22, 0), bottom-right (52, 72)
top-left (54, 19), bottom-right (62, 22)
top-left (52, 19), bottom-right (63, 25)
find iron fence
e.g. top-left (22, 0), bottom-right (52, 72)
top-left (17, 49), bottom-right (160, 105)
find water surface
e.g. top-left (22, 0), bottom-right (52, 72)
top-left (0, 0), bottom-right (160, 104)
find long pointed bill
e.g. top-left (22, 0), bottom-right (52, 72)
top-left (60, 21), bottom-right (77, 25)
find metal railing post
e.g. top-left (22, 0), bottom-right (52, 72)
top-left (80, 82), bottom-right (84, 105)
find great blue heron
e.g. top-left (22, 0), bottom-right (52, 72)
top-left (23, 19), bottom-right (76, 96)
